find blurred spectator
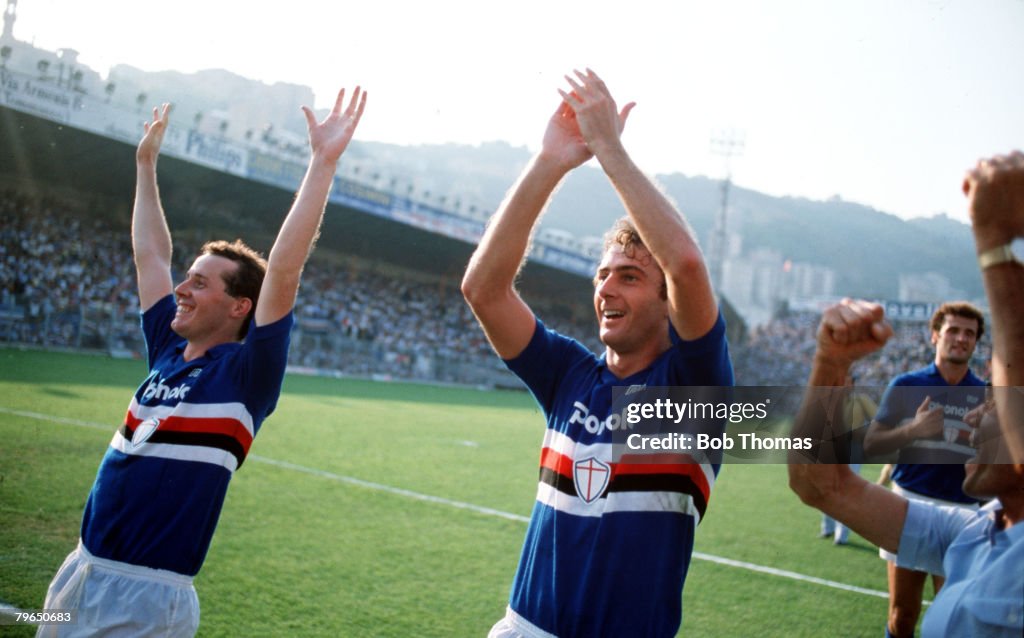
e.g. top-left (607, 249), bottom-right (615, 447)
top-left (730, 309), bottom-right (989, 389)
top-left (1, 187), bottom-right (989, 387)
top-left (0, 187), bottom-right (597, 385)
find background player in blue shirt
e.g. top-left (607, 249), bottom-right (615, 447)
top-left (38, 87), bottom-right (366, 637)
top-left (462, 69), bottom-right (732, 638)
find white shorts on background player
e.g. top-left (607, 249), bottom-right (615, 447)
top-left (36, 541), bottom-right (199, 638)
top-left (488, 607), bottom-right (559, 638)
top-left (879, 483), bottom-right (979, 564)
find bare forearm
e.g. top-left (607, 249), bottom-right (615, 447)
top-left (963, 151), bottom-right (1024, 462)
top-left (789, 464), bottom-right (906, 552)
top-left (257, 87), bottom-right (365, 326)
top-left (462, 154), bottom-right (567, 301)
top-left (597, 146), bottom-right (703, 271)
top-left (131, 160), bottom-right (173, 265)
top-left (981, 261), bottom-right (1024, 462)
top-left (790, 353), bottom-right (906, 553)
top-left (267, 156), bottom-right (336, 276)
top-left (131, 158), bottom-right (175, 309)
top-left (984, 265), bottom-right (1024, 386)
top-left (594, 144), bottom-right (716, 337)
top-left (790, 361), bottom-right (862, 527)
top-left (255, 155), bottom-right (336, 326)
top-left (790, 356), bottom-right (852, 464)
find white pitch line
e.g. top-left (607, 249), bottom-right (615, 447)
top-left (2, 406), bottom-right (896, 602)
top-left (691, 553), bottom-right (891, 600)
top-left (250, 455), bottom-right (896, 601)
top-left (249, 455), bottom-right (530, 524)
top-left (0, 406), bottom-right (110, 431)
top-left (0, 601), bottom-right (25, 619)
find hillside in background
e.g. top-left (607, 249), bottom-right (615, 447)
top-left (108, 65), bottom-right (316, 141)
top-left (75, 58), bottom-right (987, 302)
top-left (350, 139), bottom-right (982, 300)
top-left (5, 47), bottom-right (980, 303)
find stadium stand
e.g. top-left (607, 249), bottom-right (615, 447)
top-left (0, 187), bottom-right (601, 387)
top-left (1, 187), bottom-right (989, 389)
top-left (732, 308), bottom-right (991, 390)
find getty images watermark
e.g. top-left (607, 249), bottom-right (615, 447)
top-left (621, 394), bottom-right (813, 453)
top-left (608, 385), bottom-right (1015, 465)
top-left (609, 386), bottom-right (812, 463)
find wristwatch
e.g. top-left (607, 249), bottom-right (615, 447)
top-left (977, 238), bottom-right (1024, 270)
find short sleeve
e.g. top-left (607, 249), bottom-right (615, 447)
top-left (896, 500), bottom-right (976, 576)
top-left (504, 317), bottom-right (595, 414)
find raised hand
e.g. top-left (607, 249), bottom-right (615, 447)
top-left (908, 396), bottom-right (945, 440)
top-left (539, 99), bottom-right (594, 171)
top-left (815, 299), bottom-right (893, 369)
top-left (301, 86), bottom-right (367, 164)
top-left (963, 151), bottom-right (1024, 250)
top-left (137, 103), bottom-right (170, 165)
top-left (558, 68), bottom-right (635, 159)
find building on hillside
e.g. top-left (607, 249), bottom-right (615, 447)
top-left (898, 271), bottom-right (966, 304)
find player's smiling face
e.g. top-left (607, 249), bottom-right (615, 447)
top-left (931, 314), bottom-right (978, 366)
top-left (593, 245), bottom-right (668, 355)
top-left (171, 254), bottom-right (246, 342)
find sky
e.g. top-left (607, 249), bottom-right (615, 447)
top-left (9, 0), bottom-right (1024, 222)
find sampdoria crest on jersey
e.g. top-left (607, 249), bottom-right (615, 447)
top-left (574, 456), bottom-right (611, 504)
top-left (131, 417), bottom-right (160, 449)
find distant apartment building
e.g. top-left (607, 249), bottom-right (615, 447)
top-left (720, 241), bottom-right (837, 328)
top-left (898, 271), bottom-right (965, 303)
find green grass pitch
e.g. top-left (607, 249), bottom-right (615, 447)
top-left (0, 348), bottom-right (907, 636)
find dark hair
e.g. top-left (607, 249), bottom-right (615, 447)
top-left (930, 301), bottom-right (985, 340)
top-left (200, 239), bottom-right (267, 338)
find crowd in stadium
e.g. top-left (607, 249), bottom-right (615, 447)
top-left (0, 189), bottom-right (600, 384)
top-left (0, 188), bottom-right (991, 387)
top-left (734, 311), bottom-right (991, 390)
top-left (0, 190), bottom-right (138, 350)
